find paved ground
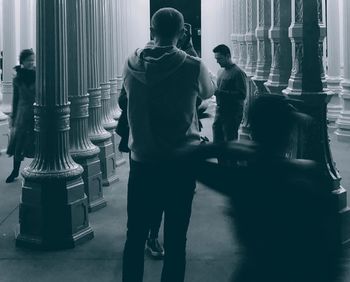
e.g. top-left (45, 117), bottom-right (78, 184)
top-left (0, 101), bottom-right (350, 281)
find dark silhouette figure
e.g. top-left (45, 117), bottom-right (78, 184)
top-left (6, 49), bottom-right (36, 183)
top-left (178, 94), bottom-right (343, 282)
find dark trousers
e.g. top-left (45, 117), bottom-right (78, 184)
top-left (122, 159), bottom-right (196, 282)
top-left (149, 208), bottom-right (163, 239)
top-left (212, 108), bottom-right (243, 165)
top-left (212, 108), bottom-right (243, 143)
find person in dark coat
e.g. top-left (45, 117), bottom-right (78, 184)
top-left (6, 49), bottom-right (36, 183)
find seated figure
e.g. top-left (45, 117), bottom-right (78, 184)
top-left (179, 95), bottom-right (343, 282)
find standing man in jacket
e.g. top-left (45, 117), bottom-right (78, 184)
top-left (212, 44), bottom-right (246, 146)
top-left (122, 8), bottom-right (214, 282)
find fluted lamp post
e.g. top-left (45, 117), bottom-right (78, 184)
top-left (264, 0), bottom-right (292, 95)
top-left (335, 0), bottom-right (350, 141)
top-left (87, 0), bottom-right (118, 186)
top-left (326, 0), bottom-right (342, 131)
top-left (252, 0), bottom-right (272, 95)
top-left (283, 0), bottom-right (350, 244)
top-left (237, 0), bottom-right (247, 71)
top-left (67, 0), bottom-right (106, 212)
top-left (239, 0), bottom-right (258, 140)
top-left (231, 0), bottom-right (240, 64)
top-left (109, 0), bottom-right (125, 167)
top-left (1, 0), bottom-right (16, 114)
top-left (98, 0), bottom-right (119, 185)
top-left (16, 0), bottom-right (94, 250)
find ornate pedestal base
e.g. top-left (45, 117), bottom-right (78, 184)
top-left (327, 79), bottom-right (342, 132)
top-left (114, 133), bottom-right (126, 167)
top-left (0, 81), bottom-right (13, 114)
top-left (239, 125), bottom-right (252, 141)
top-left (0, 114), bottom-right (9, 154)
top-left (252, 79), bottom-right (270, 95)
top-left (76, 156), bottom-right (106, 212)
top-left (16, 176), bottom-right (94, 250)
top-left (93, 138), bottom-right (118, 186)
top-left (285, 93), bottom-right (350, 245)
top-left (264, 81), bottom-right (288, 95)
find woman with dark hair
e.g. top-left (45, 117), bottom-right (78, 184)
top-left (6, 49), bottom-right (36, 183)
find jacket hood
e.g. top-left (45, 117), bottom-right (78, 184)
top-left (126, 41), bottom-right (187, 85)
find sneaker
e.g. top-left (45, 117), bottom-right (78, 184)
top-left (146, 238), bottom-right (165, 259)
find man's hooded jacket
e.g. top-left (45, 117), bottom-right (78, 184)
top-left (123, 42), bottom-right (213, 162)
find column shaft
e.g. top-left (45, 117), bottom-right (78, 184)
top-left (231, 0), bottom-right (240, 64)
top-left (238, 0), bottom-right (247, 70)
top-left (109, 0), bottom-right (119, 120)
top-left (245, 0), bottom-right (258, 76)
top-left (1, 0), bottom-right (17, 114)
top-left (0, 0), bottom-right (9, 154)
top-left (87, 0), bottom-right (117, 186)
top-left (0, 0), bottom-right (2, 52)
top-left (252, 0), bottom-right (272, 94)
top-left (335, 0), bottom-right (350, 141)
top-left (326, 0), bottom-right (342, 130)
top-left (20, 0), bottom-right (32, 49)
top-left (264, 0), bottom-right (292, 94)
top-left (98, 0), bottom-right (118, 167)
top-left (109, 0), bottom-right (126, 167)
top-left (116, 0), bottom-right (124, 90)
top-left (239, 0), bottom-right (258, 140)
top-left (67, 0), bottom-right (106, 212)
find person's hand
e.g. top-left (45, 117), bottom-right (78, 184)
top-left (173, 143), bottom-right (222, 162)
top-left (209, 71), bottom-right (217, 84)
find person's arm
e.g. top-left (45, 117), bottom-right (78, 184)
top-left (173, 141), bottom-right (255, 196)
top-left (118, 83), bottom-right (128, 111)
top-left (195, 161), bottom-right (235, 196)
top-left (11, 78), bottom-right (19, 127)
top-left (198, 62), bottom-right (215, 100)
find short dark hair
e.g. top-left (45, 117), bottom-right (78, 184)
top-left (151, 8), bottom-right (184, 39)
top-left (19, 49), bottom-right (34, 65)
top-left (213, 44), bottom-right (231, 57)
top-left (248, 95), bottom-right (300, 152)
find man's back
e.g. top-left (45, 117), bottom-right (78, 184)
top-left (122, 8), bottom-right (214, 282)
top-left (124, 44), bottom-right (213, 162)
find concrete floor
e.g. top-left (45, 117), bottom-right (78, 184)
top-left (0, 101), bottom-right (350, 281)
